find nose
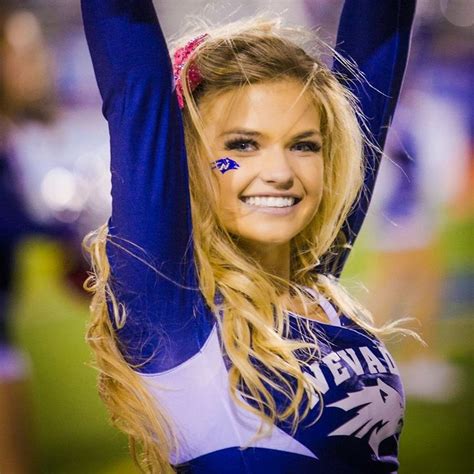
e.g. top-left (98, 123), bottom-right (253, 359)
top-left (258, 147), bottom-right (294, 189)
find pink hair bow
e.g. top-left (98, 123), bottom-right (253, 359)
top-left (172, 33), bottom-right (209, 109)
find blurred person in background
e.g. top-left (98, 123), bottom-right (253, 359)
top-left (0, 6), bottom-right (76, 472)
top-left (364, 52), bottom-right (470, 401)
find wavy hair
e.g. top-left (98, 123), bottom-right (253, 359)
top-left (83, 16), bottom-right (420, 473)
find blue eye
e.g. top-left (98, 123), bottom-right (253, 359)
top-left (224, 138), bottom-right (322, 153)
top-left (291, 141), bottom-right (322, 153)
top-left (224, 138), bottom-right (259, 152)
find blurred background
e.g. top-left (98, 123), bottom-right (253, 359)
top-left (0, 0), bottom-right (472, 473)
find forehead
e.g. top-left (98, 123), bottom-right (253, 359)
top-left (200, 80), bottom-right (320, 139)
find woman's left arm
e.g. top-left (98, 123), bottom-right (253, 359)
top-left (322, 0), bottom-right (417, 277)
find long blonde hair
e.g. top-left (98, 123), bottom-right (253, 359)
top-left (84, 17), bottom-right (419, 473)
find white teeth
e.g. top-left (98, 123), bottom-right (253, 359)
top-left (242, 196), bottom-right (296, 207)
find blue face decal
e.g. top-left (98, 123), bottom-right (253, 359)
top-left (211, 157), bottom-right (240, 174)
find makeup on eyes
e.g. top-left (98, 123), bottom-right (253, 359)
top-left (223, 136), bottom-right (322, 153)
top-left (291, 141), bottom-right (322, 153)
top-left (224, 137), bottom-right (259, 152)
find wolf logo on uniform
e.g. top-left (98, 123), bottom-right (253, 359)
top-left (327, 378), bottom-right (404, 456)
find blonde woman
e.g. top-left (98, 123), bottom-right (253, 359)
top-left (82, 0), bottom-right (417, 472)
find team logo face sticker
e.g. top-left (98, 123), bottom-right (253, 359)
top-left (211, 157), bottom-right (240, 174)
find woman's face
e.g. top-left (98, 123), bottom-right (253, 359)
top-left (200, 79), bottom-right (324, 248)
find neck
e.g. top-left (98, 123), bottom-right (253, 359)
top-left (236, 239), bottom-right (323, 320)
top-left (239, 240), bottom-right (291, 283)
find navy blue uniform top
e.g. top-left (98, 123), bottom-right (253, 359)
top-left (82, 1), bottom-right (415, 472)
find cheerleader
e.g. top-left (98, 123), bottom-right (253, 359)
top-left (82, 1), bottom-right (417, 472)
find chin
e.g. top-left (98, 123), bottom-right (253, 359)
top-left (236, 227), bottom-right (300, 247)
top-left (226, 215), bottom-right (311, 248)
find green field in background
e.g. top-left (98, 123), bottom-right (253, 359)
top-left (10, 217), bottom-right (473, 473)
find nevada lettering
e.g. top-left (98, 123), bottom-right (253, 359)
top-left (304, 344), bottom-right (400, 409)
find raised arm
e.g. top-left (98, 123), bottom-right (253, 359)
top-left (320, 0), bottom-right (416, 276)
top-left (82, 0), bottom-right (212, 373)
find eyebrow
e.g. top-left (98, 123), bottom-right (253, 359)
top-left (219, 128), bottom-right (322, 140)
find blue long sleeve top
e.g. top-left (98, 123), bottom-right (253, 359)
top-left (82, 1), bottom-right (415, 472)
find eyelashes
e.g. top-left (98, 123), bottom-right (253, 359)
top-left (224, 137), bottom-right (322, 153)
top-left (224, 138), bottom-right (259, 152)
top-left (292, 141), bottom-right (322, 153)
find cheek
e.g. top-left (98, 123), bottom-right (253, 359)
top-left (211, 157), bottom-right (257, 202)
top-left (300, 157), bottom-right (324, 200)
top-left (213, 167), bottom-right (246, 211)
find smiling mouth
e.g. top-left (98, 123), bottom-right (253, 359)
top-left (239, 196), bottom-right (302, 208)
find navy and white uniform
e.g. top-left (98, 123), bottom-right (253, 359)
top-left (81, 1), bottom-right (415, 472)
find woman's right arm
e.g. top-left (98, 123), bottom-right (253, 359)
top-left (82, 0), bottom-right (213, 373)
